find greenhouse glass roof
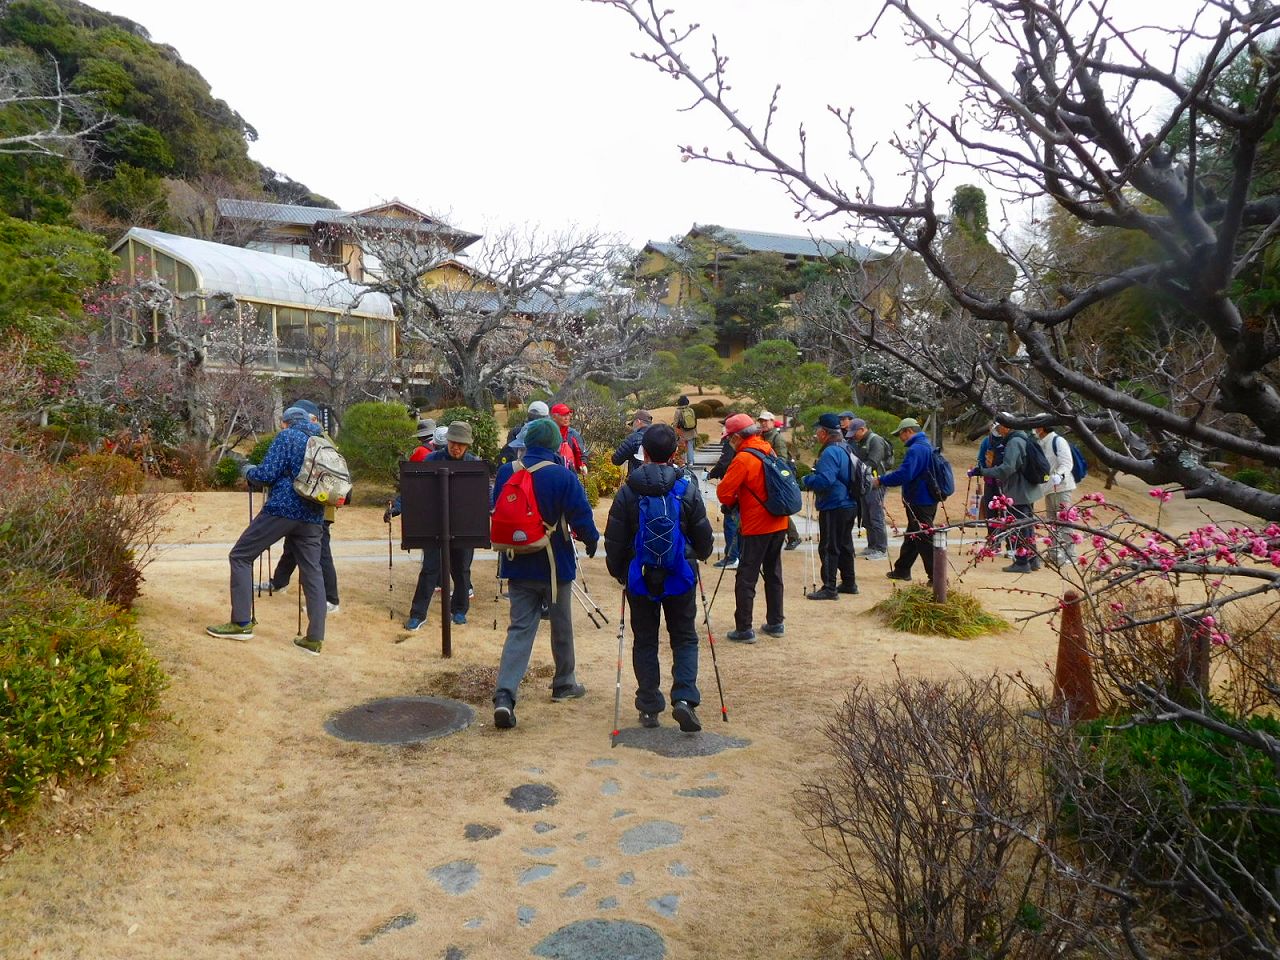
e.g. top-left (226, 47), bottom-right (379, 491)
top-left (113, 228), bottom-right (395, 319)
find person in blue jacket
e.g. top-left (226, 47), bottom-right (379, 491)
top-left (490, 417), bottom-right (600, 730)
top-left (206, 406), bottom-right (328, 655)
top-left (800, 413), bottom-right (859, 599)
top-left (872, 417), bottom-right (939, 584)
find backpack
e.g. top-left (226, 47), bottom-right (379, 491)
top-left (845, 448), bottom-right (874, 501)
top-left (293, 434), bottom-right (352, 506)
top-left (627, 477), bottom-right (696, 600)
top-left (922, 448), bottom-right (956, 501)
top-left (1069, 443), bottom-right (1088, 482)
top-left (743, 448), bottom-right (803, 516)
top-left (1018, 432), bottom-right (1052, 487)
top-left (676, 406), bottom-right (698, 431)
top-left (490, 460), bottom-right (556, 554)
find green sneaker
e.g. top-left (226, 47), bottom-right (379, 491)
top-left (206, 621), bottom-right (254, 641)
top-left (293, 636), bottom-right (322, 656)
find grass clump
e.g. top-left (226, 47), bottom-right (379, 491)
top-left (871, 585), bottom-right (1008, 638)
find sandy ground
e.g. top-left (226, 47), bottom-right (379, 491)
top-left (0, 440), bottom-right (1253, 960)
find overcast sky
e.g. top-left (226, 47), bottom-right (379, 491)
top-left (96, 0), bottom-right (1194, 251)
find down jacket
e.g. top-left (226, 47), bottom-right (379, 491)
top-left (604, 463), bottom-right (715, 584)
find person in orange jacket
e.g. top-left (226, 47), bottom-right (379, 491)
top-left (715, 413), bottom-right (788, 643)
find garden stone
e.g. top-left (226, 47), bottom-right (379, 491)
top-left (505, 783), bottom-right (558, 812)
top-left (619, 821), bottom-right (684, 855)
top-left (648, 895), bottom-right (679, 919)
top-left (518, 906), bottom-right (537, 927)
top-left (675, 786), bottom-right (726, 799)
top-left (464, 823), bottom-right (500, 842)
top-left (359, 912), bottom-right (416, 944)
top-left (533, 919), bottom-right (666, 960)
top-left (429, 860), bottom-right (479, 895)
top-left (519, 864), bottom-right (556, 886)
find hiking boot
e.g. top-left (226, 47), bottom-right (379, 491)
top-left (404, 616), bottom-right (425, 630)
top-left (885, 570), bottom-right (912, 582)
top-left (326, 602), bottom-right (340, 614)
top-left (862, 549), bottom-right (888, 561)
top-left (726, 628), bottom-right (756, 643)
top-left (838, 583), bottom-right (859, 595)
top-left (1002, 562), bottom-right (1033, 574)
top-left (806, 588), bottom-right (840, 601)
top-left (452, 612), bottom-right (467, 625)
top-left (672, 701), bottom-right (702, 733)
top-left (206, 621), bottom-right (254, 641)
top-left (293, 636), bottom-right (322, 656)
top-left (784, 539), bottom-right (801, 551)
top-left (493, 698), bottom-right (517, 729)
top-left (639, 711), bottom-right (661, 729)
top-left (760, 623), bottom-right (785, 637)
top-left (551, 683), bottom-right (587, 702)
top-left (256, 580), bottom-right (279, 593)
top-left (713, 557), bottom-right (739, 569)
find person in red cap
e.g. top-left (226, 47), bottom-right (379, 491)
top-left (716, 413), bottom-right (788, 643)
top-left (550, 402), bottom-right (588, 475)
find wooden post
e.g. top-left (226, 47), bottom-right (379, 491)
top-left (932, 529), bottom-right (948, 603)
top-left (1050, 590), bottom-right (1099, 723)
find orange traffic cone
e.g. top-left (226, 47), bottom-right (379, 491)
top-left (1049, 590), bottom-right (1100, 723)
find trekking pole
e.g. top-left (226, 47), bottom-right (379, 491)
top-left (266, 544), bottom-right (273, 596)
top-left (695, 563), bottom-right (728, 723)
top-left (706, 555), bottom-right (729, 618)
top-left (297, 574), bottom-right (303, 638)
top-left (248, 486), bottom-right (256, 623)
top-left (386, 500), bottom-right (394, 621)
top-left (610, 591), bottom-right (628, 747)
top-left (570, 580), bottom-right (603, 629)
top-left (572, 542), bottom-right (610, 624)
top-left (805, 492), bottom-right (819, 595)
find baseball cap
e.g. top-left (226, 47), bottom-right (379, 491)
top-left (528, 400), bottom-right (550, 417)
top-left (550, 402), bottom-right (573, 415)
top-left (815, 413), bottom-right (842, 430)
top-left (892, 417), bottom-right (921, 433)
top-left (838, 411), bottom-right (856, 420)
top-left (848, 417), bottom-right (867, 433)
top-left (757, 409), bottom-right (775, 421)
top-left (632, 409), bottom-right (653, 424)
top-left (722, 413), bottom-right (755, 438)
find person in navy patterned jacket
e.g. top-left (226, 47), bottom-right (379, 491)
top-left (206, 406), bottom-right (329, 655)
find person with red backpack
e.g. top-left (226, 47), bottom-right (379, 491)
top-left (489, 417), bottom-right (600, 730)
top-left (550, 402), bottom-right (588, 474)
top-left (604, 424), bottom-right (715, 732)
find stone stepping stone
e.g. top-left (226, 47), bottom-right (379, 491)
top-left (464, 823), bottom-right (500, 842)
top-left (600, 779), bottom-right (621, 796)
top-left (505, 783), bottom-right (558, 812)
top-left (462, 918), bottom-right (484, 930)
top-left (359, 912), bottom-right (416, 944)
top-left (519, 864), bottom-right (557, 886)
top-left (523, 846), bottom-right (557, 857)
top-left (443, 948), bottom-right (466, 960)
top-left (584, 856), bottom-right (603, 869)
top-left (619, 820), bottom-right (684, 856)
top-left (675, 786), bottom-right (726, 799)
top-left (648, 894), bottom-right (679, 919)
top-left (518, 906), bottom-right (537, 927)
top-left (668, 862), bottom-right (691, 878)
top-left (640, 771), bottom-right (680, 781)
top-left (588, 758), bottom-right (618, 768)
top-left (429, 860), bottom-right (480, 895)
top-left (614, 727), bottom-right (750, 758)
top-left (533, 821), bottom-right (557, 834)
top-left (617, 871), bottom-right (635, 886)
top-left (597, 896), bottom-right (619, 910)
top-left (561, 882), bottom-right (587, 899)
top-left (533, 919), bottom-right (667, 960)
top-left (612, 808), bottom-right (634, 819)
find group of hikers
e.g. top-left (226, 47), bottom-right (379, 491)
top-left (204, 394), bottom-right (1081, 734)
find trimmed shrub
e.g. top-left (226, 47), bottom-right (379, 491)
top-left (505, 407), bottom-right (529, 434)
top-left (338, 402), bottom-right (417, 485)
top-left (690, 401), bottom-right (715, 419)
top-left (437, 405), bottom-right (500, 463)
top-left (247, 435), bottom-right (274, 465)
top-left (0, 453), bottom-right (163, 608)
top-left (584, 453), bottom-right (625, 507)
top-left (156, 441), bottom-right (213, 492)
top-left (212, 455), bottom-right (242, 488)
top-left (0, 576), bottom-right (166, 823)
top-left (65, 452), bottom-right (144, 494)
top-left (702, 397), bottom-right (725, 411)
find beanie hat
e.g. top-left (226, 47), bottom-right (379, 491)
top-left (524, 417), bottom-right (561, 450)
top-left (528, 400), bottom-right (550, 417)
top-left (445, 421), bottom-right (474, 445)
top-left (282, 406), bottom-right (311, 426)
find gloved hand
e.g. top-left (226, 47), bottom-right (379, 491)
top-left (1051, 473), bottom-right (1064, 486)
top-left (585, 540), bottom-right (598, 558)
top-left (382, 508), bottom-right (392, 524)
top-left (967, 467), bottom-right (980, 478)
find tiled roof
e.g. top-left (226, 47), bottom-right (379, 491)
top-left (215, 198), bottom-right (481, 248)
top-left (644, 226), bottom-right (881, 262)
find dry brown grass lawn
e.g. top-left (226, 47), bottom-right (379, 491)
top-left (0, 453), bottom-right (1236, 960)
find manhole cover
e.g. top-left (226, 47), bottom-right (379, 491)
top-left (325, 696), bottom-right (474, 745)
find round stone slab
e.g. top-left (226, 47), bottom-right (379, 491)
top-left (325, 696), bottom-right (473, 745)
top-left (533, 919), bottom-right (666, 960)
top-left (613, 726), bottom-right (750, 758)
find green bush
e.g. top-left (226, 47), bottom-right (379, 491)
top-left (0, 576), bottom-right (166, 823)
top-left (1, 453), bottom-right (163, 608)
top-left (1070, 712), bottom-right (1280, 917)
top-left (702, 397), bottom-right (725, 411)
top-left (795, 403), bottom-right (903, 463)
top-left (436, 405), bottom-right (500, 463)
top-left (64, 452), bottom-right (144, 494)
top-left (1234, 467), bottom-right (1280, 493)
top-left (690, 401), bottom-right (715, 419)
top-left (505, 407), bottom-right (529, 434)
top-left (338, 402), bottom-right (418, 485)
top-left (212, 455), bottom-right (242, 488)
top-left (584, 453), bottom-right (625, 507)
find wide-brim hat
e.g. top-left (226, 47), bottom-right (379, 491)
top-left (415, 418), bottom-right (437, 439)
top-left (446, 421), bottom-right (473, 445)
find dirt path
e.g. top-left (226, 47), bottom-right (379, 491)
top-left (1, 457), bottom-right (1222, 960)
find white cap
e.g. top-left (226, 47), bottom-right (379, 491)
top-left (528, 400), bottom-right (550, 417)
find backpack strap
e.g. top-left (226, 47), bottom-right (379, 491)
top-left (514, 458), bottom-right (565, 600)
top-left (741, 447), bottom-right (771, 509)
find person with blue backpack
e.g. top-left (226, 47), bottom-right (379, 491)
top-left (967, 417), bottom-right (1049, 574)
top-left (1035, 424), bottom-right (1079, 566)
top-left (800, 413), bottom-right (863, 599)
top-left (873, 417), bottom-right (940, 584)
top-left (604, 424), bottom-right (715, 732)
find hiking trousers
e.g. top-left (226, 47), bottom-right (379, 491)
top-left (818, 506), bottom-right (857, 590)
top-left (410, 546), bottom-right (474, 619)
top-left (891, 502), bottom-right (937, 582)
top-left (735, 530), bottom-right (785, 632)
top-left (722, 506), bottom-right (740, 562)
top-left (858, 484), bottom-right (888, 553)
top-left (494, 579), bottom-right (577, 706)
top-left (627, 587), bottom-right (700, 712)
top-left (272, 520), bottom-right (338, 604)
top-left (229, 512), bottom-right (325, 641)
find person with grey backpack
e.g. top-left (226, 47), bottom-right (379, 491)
top-left (968, 417), bottom-right (1050, 574)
